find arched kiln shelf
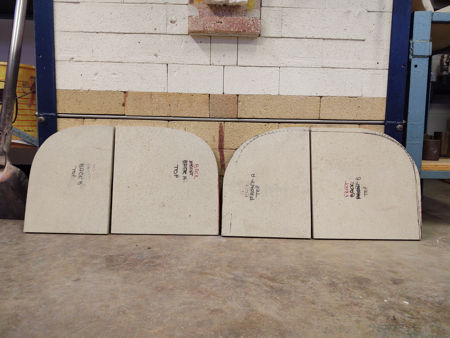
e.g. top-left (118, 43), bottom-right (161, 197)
top-left (24, 126), bottom-right (114, 234)
top-left (111, 127), bottom-right (219, 235)
top-left (311, 128), bottom-right (421, 240)
top-left (222, 127), bottom-right (311, 238)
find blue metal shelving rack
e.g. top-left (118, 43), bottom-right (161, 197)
top-left (406, 11), bottom-right (450, 179)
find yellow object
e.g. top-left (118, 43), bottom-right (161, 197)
top-left (422, 158), bottom-right (450, 171)
top-left (247, 0), bottom-right (255, 10)
top-left (0, 62), bottom-right (37, 143)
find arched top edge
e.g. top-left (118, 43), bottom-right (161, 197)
top-left (32, 126), bottom-right (114, 166)
top-left (225, 127), bottom-right (310, 175)
top-left (39, 125), bottom-right (114, 149)
top-left (236, 127), bottom-right (309, 152)
top-left (311, 127), bottom-right (418, 173)
top-left (114, 126), bottom-right (218, 174)
top-left (115, 125), bottom-right (217, 154)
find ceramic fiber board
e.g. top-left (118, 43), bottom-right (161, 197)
top-left (111, 127), bottom-right (219, 235)
top-left (311, 128), bottom-right (421, 240)
top-left (222, 128), bottom-right (311, 238)
top-left (24, 126), bottom-right (114, 234)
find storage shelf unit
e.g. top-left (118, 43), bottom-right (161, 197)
top-left (406, 11), bottom-right (450, 179)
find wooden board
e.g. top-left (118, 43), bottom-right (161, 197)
top-left (422, 158), bottom-right (450, 171)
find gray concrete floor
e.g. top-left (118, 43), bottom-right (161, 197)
top-left (0, 180), bottom-right (449, 337)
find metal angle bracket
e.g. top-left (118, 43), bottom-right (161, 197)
top-left (410, 40), bottom-right (432, 58)
top-left (35, 111), bottom-right (57, 120)
top-left (35, 111), bottom-right (57, 145)
top-left (385, 120), bottom-right (406, 131)
top-left (432, 12), bottom-right (450, 23)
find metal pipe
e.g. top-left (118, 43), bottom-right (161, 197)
top-left (57, 114), bottom-right (385, 125)
top-left (0, 0), bottom-right (28, 168)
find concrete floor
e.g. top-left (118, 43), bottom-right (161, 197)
top-left (0, 181), bottom-right (449, 337)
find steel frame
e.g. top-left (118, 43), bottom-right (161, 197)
top-left (33, 0), bottom-right (57, 145)
top-left (405, 11), bottom-right (450, 179)
top-left (384, 0), bottom-right (412, 142)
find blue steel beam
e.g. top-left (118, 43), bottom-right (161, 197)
top-left (421, 171), bottom-right (450, 179)
top-left (384, 0), bottom-right (412, 142)
top-left (405, 11), bottom-right (433, 171)
top-left (34, 0), bottom-right (57, 145)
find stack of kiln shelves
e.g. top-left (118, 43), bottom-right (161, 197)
top-left (24, 126), bottom-right (421, 240)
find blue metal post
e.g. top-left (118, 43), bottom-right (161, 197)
top-left (385, 0), bottom-right (412, 142)
top-left (34, 0), bottom-right (57, 145)
top-left (405, 11), bottom-right (432, 171)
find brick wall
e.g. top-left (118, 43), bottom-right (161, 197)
top-left (54, 0), bottom-right (391, 172)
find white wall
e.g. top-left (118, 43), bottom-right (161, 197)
top-left (0, 19), bottom-right (35, 66)
top-left (54, 0), bottom-right (393, 97)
